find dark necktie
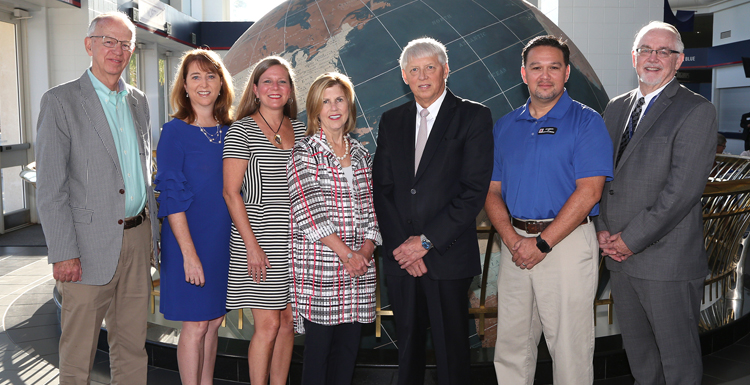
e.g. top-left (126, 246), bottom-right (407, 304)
top-left (616, 97), bottom-right (645, 167)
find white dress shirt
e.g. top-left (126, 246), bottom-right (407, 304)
top-left (414, 89), bottom-right (448, 147)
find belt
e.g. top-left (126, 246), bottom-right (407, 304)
top-left (511, 216), bottom-right (589, 235)
top-left (124, 210), bottom-right (146, 229)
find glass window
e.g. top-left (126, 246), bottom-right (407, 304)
top-left (0, 21), bottom-right (22, 146)
top-left (0, 20), bottom-right (26, 215)
top-left (127, 52), bottom-right (140, 88)
top-left (718, 86), bottom-right (750, 136)
top-left (158, 57), bottom-right (168, 129)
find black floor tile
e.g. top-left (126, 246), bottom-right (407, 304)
top-left (736, 333), bottom-right (750, 347)
top-left (20, 337), bottom-right (60, 356)
top-left (712, 342), bottom-right (750, 364)
top-left (352, 367), bottom-right (397, 384)
top-left (90, 350), bottom-right (112, 383)
top-left (702, 374), bottom-right (726, 385)
top-left (6, 324), bottom-right (60, 343)
top-left (212, 355), bottom-right (240, 381)
top-left (592, 375), bottom-right (634, 385)
top-left (703, 355), bottom-right (750, 381)
top-left (4, 313), bottom-right (59, 329)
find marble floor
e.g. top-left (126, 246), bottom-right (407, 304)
top-left (1, 246), bottom-right (750, 384)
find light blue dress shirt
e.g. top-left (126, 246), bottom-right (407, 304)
top-left (87, 70), bottom-right (146, 218)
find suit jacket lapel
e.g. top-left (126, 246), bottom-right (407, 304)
top-left (616, 79), bottom-right (679, 171)
top-left (611, 92), bottom-right (638, 175)
top-left (401, 101), bottom-right (418, 179)
top-left (79, 72), bottom-right (121, 176)
top-left (415, 90), bottom-right (457, 180)
top-left (127, 90), bottom-right (151, 182)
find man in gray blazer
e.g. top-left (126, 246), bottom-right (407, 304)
top-left (36, 12), bottom-right (157, 385)
top-left (595, 21), bottom-right (716, 384)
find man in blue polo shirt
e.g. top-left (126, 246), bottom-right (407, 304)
top-left (485, 35), bottom-right (613, 384)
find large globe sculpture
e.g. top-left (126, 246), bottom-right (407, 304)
top-left (223, 0), bottom-right (609, 155)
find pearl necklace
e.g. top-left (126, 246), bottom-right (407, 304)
top-left (194, 118), bottom-right (223, 144)
top-left (324, 133), bottom-right (350, 161)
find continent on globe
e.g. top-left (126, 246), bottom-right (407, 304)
top-left (224, 0), bottom-right (610, 345)
top-left (224, 0), bottom-right (608, 155)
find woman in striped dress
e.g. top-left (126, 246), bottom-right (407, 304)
top-left (222, 56), bottom-right (305, 385)
top-left (287, 72), bottom-right (381, 385)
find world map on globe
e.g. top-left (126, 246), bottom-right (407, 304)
top-left (224, 0), bottom-right (609, 155)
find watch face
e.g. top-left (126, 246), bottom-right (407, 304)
top-left (536, 236), bottom-right (551, 253)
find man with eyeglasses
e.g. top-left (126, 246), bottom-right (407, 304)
top-left (595, 21), bottom-right (716, 384)
top-left (36, 11), bottom-right (156, 385)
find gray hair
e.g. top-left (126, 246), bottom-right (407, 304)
top-left (718, 133), bottom-right (727, 146)
top-left (87, 11), bottom-right (136, 41)
top-left (399, 37), bottom-right (448, 71)
top-left (632, 21), bottom-right (684, 53)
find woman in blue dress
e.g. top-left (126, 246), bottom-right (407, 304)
top-left (155, 48), bottom-right (234, 385)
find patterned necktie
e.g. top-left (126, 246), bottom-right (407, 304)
top-left (616, 97), bottom-right (646, 167)
top-left (414, 108), bottom-right (430, 173)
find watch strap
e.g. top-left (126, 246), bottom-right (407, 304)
top-left (536, 235), bottom-right (552, 253)
top-left (420, 234), bottom-right (433, 250)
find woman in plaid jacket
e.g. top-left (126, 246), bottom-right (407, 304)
top-left (287, 72), bottom-right (381, 385)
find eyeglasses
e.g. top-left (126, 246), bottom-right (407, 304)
top-left (89, 35), bottom-right (134, 52)
top-left (635, 47), bottom-right (680, 59)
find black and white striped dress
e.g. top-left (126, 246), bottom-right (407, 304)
top-left (222, 116), bottom-right (306, 310)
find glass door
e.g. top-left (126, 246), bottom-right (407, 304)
top-left (0, 12), bottom-right (32, 233)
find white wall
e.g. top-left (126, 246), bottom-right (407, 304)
top-left (711, 2), bottom-right (750, 46)
top-left (540, 0), bottom-right (664, 99)
top-left (202, 0), bottom-right (229, 21)
top-left (26, 9), bottom-right (49, 143)
top-left (47, 6), bottom-right (89, 87)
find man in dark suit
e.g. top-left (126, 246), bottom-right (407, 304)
top-left (596, 21), bottom-right (716, 384)
top-left (372, 37), bottom-right (493, 385)
top-left (485, 35), bottom-right (613, 384)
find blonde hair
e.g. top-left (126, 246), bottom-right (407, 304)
top-left (305, 72), bottom-right (357, 136)
top-left (235, 56), bottom-right (298, 121)
top-left (170, 48), bottom-right (234, 126)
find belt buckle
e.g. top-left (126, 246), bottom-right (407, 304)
top-left (526, 221), bottom-right (541, 234)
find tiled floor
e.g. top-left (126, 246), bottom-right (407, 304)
top-left (1, 246), bottom-right (749, 384)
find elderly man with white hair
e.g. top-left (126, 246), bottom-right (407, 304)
top-left (36, 11), bottom-right (156, 384)
top-left (373, 37), bottom-right (494, 385)
top-left (596, 21), bottom-right (717, 384)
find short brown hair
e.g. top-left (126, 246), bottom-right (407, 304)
top-left (305, 72), bottom-right (357, 136)
top-left (170, 48), bottom-right (234, 126)
top-left (235, 56), bottom-right (298, 121)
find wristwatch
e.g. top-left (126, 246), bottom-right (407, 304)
top-left (536, 235), bottom-right (552, 253)
top-left (420, 234), bottom-right (433, 250)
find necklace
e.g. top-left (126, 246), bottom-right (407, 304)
top-left (324, 132), bottom-right (350, 161)
top-left (258, 110), bottom-right (284, 145)
top-left (194, 118), bottom-right (222, 144)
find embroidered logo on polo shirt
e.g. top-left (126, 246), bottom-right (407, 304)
top-left (538, 127), bottom-right (557, 135)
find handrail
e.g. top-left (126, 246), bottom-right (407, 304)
top-left (373, 155), bottom-right (750, 338)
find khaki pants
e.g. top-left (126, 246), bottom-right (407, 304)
top-left (493, 222), bottom-right (598, 385)
top-left (58, 217), bottom-right (151, 385)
